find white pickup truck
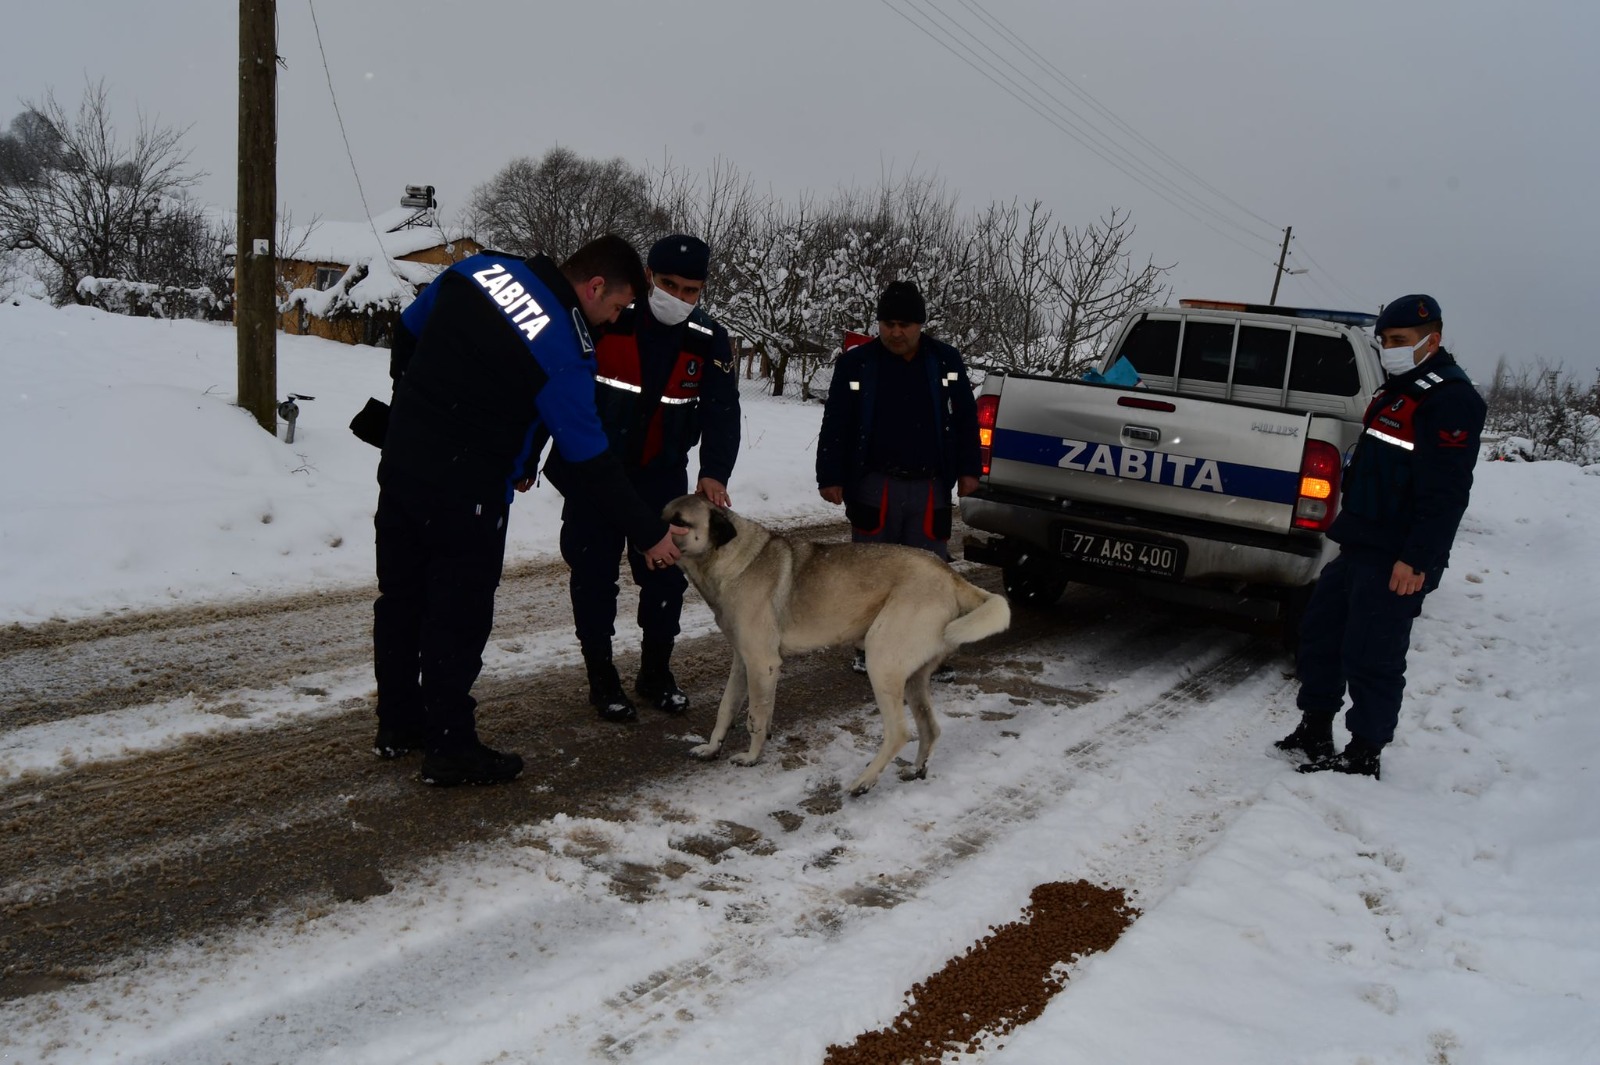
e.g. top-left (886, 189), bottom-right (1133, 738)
top-left (961, 299), bottom-right (1385, 632)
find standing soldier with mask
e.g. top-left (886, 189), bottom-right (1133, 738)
top-left (548, 234), bottom-right (741, 723)
top-left (1277, 294), bottom-right (1486, 780)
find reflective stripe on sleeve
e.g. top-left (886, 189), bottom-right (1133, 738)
top-left (597, 376), bottom-right (643, 394)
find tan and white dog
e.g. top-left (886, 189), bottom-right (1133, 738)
top-left (664, 495), bottom-right (1011, 795)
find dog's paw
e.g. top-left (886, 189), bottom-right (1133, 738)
top-left (729, 751), bottom-right (761, 767)
top-left (848, 775), bottom-right (879, 797)
top-left (689, 743), bottom-right (722, 761)
top-left (898, 764), bottom-right (928, 783)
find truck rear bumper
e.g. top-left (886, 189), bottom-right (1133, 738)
top-left (960, 492), bottom-right (1330, 599)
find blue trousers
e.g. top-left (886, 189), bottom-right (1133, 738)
top-left (1295, 551), bottom-right (1438, 747)
top-left (373, 484), bottom-right (509, 753)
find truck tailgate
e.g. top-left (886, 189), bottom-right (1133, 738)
top-left (988, 381), bottom-right (1312, 535)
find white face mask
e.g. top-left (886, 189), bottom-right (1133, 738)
top-left (648, 285), bottom-right (695, 326)
top-left (1379, 337), bottom-right (1428, 376)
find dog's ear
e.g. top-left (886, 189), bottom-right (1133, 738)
top-left (708, 508), bottom-right (738, 548)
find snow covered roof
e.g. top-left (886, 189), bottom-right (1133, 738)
top-left (283, 206), bottom-right (471, 265)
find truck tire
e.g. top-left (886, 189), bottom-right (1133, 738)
top-left (1001, 552), bottom-right (1069, 607)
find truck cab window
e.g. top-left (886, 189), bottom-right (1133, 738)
top-left (1233, 326), bottom-right (1291, 389)
top-left (1178, 321), bottom-right (1235, 384)
top-left (1118, 318), bottom-right (1179, 377)
top-left (1289, 331), bottom-right (1360, 396)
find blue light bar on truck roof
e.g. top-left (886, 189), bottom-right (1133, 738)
top-left (1178, 299), bottom-right (1378, 329)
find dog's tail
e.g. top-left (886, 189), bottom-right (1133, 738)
top-left (945, 581), bottom-right (1011, 647)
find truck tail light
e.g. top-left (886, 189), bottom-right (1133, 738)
top-left (1294, 439), bottom-right (1341, 531)
top-left (977, 394), bottom-right (999, 476)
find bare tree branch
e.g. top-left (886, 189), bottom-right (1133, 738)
top-left (0, 80), bottom-right (202, 302)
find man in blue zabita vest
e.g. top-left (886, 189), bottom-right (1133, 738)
top-left (371, 236), bottom-right (685, 787)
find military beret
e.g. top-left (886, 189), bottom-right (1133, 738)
top-left (646, 235), bottom-right (710, 281)
top-left (1375, 293), bottom-right (1442, 332)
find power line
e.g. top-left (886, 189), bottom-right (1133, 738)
top-left (1290, 242), bottom-right (1368, 309)
top-left (1286, 265), bottom-right (1346, 309)
top-left (875, 0), bottom-right (1281, 267)
top-left (912, 0), bottom-right (1280, 249)
top-left (306, 0), bottom-right (397, 276)
top-left (954, 0), bottom-right (1281, 237)
top-left (887, 0), bottom-right (1274, 254)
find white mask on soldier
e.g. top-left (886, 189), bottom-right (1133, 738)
top-left (1379, 337), bottom-right (1428, 376)
top-left (648, 285), bottom-right (695, 326)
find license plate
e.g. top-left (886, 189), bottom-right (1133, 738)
top-left (1059, 526), bottom-right (1184, 579)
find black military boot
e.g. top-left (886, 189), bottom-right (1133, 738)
top-left (1298, 735), bottom-right (1382, 780)
top-left (1275, 711), bottom-right (1335, 762)
top-left (373, 720), bottom-right (426, 760)
top-left (635, 638), bottom-right (689, 714)
top-left (420, 741), bottom-right (524, 787)
top-left (584, 647), bottom-right (638, 723)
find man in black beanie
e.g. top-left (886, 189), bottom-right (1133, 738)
top-left (547, 234), bottom-right (741, 723)
top-left (816, 279), bottom-right (982, 679)
top-left (1277, 293), bottom-right (1485, 780)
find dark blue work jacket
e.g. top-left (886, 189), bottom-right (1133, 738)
top-left (815, 334), bottom-right (982, 497)
top-left (1330, 349), bottom-right (1486, 576)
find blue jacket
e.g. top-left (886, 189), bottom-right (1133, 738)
top-left (1330, 348), bottom-right (1486, 576)
top-left (381, 252), bottom-right (666, 548)
top-left (815, 334), bottom-right (982, 498)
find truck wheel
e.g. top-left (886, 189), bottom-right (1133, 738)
top-left (1001, 554), bottom-right (1068, 607)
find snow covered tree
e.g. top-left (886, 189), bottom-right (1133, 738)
top-left (0, 82), bottom-right (205, 304)
top-left (717, 195), bottom-right (834, 398)
top-left (1485, 360), bottom-right (1600, 464)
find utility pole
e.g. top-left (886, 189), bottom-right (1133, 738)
top-left (237, 0), bottom-right (277, 434)
top-left (1268, 226), bottom-right (1293, 306)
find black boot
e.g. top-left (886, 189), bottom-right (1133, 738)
top-left (1298, 735), bottom-right (1382, 780)
top-left (584, 647), bottom-right (638, 723)
top-left (1275, 711), bottom-right (1335, 762)
top-left (635, 638), bottom-right (689, 714)
top-left (420, 741), bottom-right (524, 787)
top-left (373, 720), bottom-right (426, 760)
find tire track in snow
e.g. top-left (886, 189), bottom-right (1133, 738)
top-left (564, 635), bottom-right (1290, 1060)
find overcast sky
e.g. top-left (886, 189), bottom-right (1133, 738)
top-left (5, 0), bottom-right (1596, 378)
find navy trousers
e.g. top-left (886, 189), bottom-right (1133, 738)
top-left (1295, 551), bottom-right (1439, 747)
top-left (373, 484), bottom-right (510, 753)
top-left (849, 471), bottom-right (951, 560)
top-left (560, 467), bottom-right (688, 655)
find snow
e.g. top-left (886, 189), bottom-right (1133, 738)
top-left (276, 206), bottom-right (475, 318)
top-left (3, 298), bottom-right (1599, 1063)
top-left (286, 207), bottom-right (468, 266)
top-left (0, 295), bottom-right (826, 625)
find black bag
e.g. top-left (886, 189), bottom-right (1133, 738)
top-left (349, 397), bottom-right (390, 448)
